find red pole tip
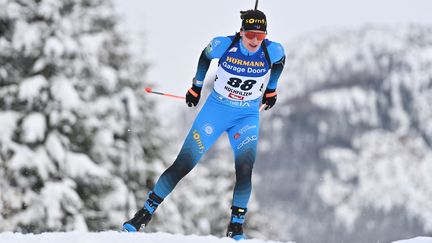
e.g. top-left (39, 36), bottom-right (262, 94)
top-left (145, 87), bottom-right (152, 93)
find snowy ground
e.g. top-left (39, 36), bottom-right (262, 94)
top-left (0, 231), bottom-right (294, 243)
top-left (393, 237), bottom-right (432, 243)
top-left (0, 232), bottom-right (430, 243)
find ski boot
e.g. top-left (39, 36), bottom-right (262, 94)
top-left (226, 206), bottom-right (247, 240)
top-left (123, 191), bottom-right (163, 232)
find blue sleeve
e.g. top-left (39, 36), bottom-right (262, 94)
top-left (194, 36), bottom-right (232, 84)
top-left (193, 50), bottom-right (211, 86)
top-left (204, 36), bottom-right (232, 59)
top-left (266, 41), bottom-right (286, 90)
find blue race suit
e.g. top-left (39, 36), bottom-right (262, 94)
top-left (153, 34), bottom-right (285, 208)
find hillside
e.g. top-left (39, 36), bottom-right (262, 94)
top-left (256, 24), bottom-right (432, 243)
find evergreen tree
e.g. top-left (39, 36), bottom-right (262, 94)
top-left (0, 0), bottom-right (163, 232)
top-left (0, 0), bottom-right (281, 238)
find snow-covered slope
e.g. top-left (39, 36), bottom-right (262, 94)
top-left (0, 232), bottom-right (430, 243)
top-left (0, 232), bottom-right (293, 243)
top-left (256, 24), bottom-right (432, 243)
top-left (393, 237), bottom-right (432, 243)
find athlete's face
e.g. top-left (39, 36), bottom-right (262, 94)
top-left (240, 30), bottom-right (266, 52)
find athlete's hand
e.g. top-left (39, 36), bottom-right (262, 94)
top-left (262, 88), bottom-right (277, 110)
top-left (186, 84), bottom-right (202, 107)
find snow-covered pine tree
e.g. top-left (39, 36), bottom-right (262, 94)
top-left (0, 0), bottom-right (163, 232)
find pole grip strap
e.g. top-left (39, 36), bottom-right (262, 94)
top-left (188, 88), bottom-right (199, 98)
top-left (265, 92), bottom-right (277, 98)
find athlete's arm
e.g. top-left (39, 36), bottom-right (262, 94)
top-left (194, 51), bottom-right (211, 87)
top-left (194, 36), bottom-right (232, 86)
top-left (266, 42), bottom-right (286, 90)
top-left (261, 41), bottom-right (285, 110)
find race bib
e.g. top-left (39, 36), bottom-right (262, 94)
top-left (214, 68), bottom-right (265, 101)
top-left (214, 47), bottom-right (270, 101)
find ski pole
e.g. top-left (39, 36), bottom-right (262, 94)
top-left (145, 87), bottom-right (269, 111)
top-left (144, 87), bottom-right (185, 100)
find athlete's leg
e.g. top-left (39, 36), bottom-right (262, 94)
top-left (153, 101), bottom-right (227, 199)
top-left (227, 114), bottom-right (259, 208)
top-left (123, 100), bottom-right (227, 232)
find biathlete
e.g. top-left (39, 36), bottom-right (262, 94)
top-left (123, 9), bottom-right (286, 240)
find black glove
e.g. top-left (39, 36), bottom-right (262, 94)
top-left (186, 84), bottom-right (202, 107)
top-left (262, 88), bottom-right (277, 110)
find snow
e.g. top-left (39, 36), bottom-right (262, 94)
top-left (38, 180), bottom-right (85, 229)
top-left (21, 112), bottom-right (46, 143)
top-left (319, 131), bottom-right (432, 231)
top-left (60, 35), bottom-right (79, 55)
top-left (1, 0), bottom-right (431, 241)
top-left (94, 129), bottom-right (115, 147)
top-left (310, 87), bottom-right (379, 126)
top-left (32, 59), bottom-right (47, 73)
top-left (12, 21), bottom-right (42, 56)
top-left (50, 77), bottom-right (81, 109)
top-left (64, 152), bottom-right (109, 179)
top-left (31, 147), bottom-right (55, 180)
top-left (45, 133), bottom-right (66, 164)
top-left (99, 66), bottom-right (118, 91)
top-left (0, 231), bottom-right (293, 243)
top-left (18, 75), bottom-right (48, 103)
top-left (37, 0), bottom-right (61, 21)
top-left (44, 36), bottom-right (64, 57)
top-left (0, 232), bottom-right (429, 243)
top-left (79, 33), bottom-right (106, 57)
top-left (393, 237), bottom-right (432, 243)
top-left (0, 111), bottom-right (19, 141)
top-left (7, 144), bottom-right (54, 182)
top-left (269, 25), bottom-right (432, 241)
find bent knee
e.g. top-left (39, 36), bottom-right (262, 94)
top-left (170, 153), bottom-right (196, 177)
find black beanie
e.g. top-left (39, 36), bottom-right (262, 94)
top-left (240, 10), bottom-right (267, 32)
